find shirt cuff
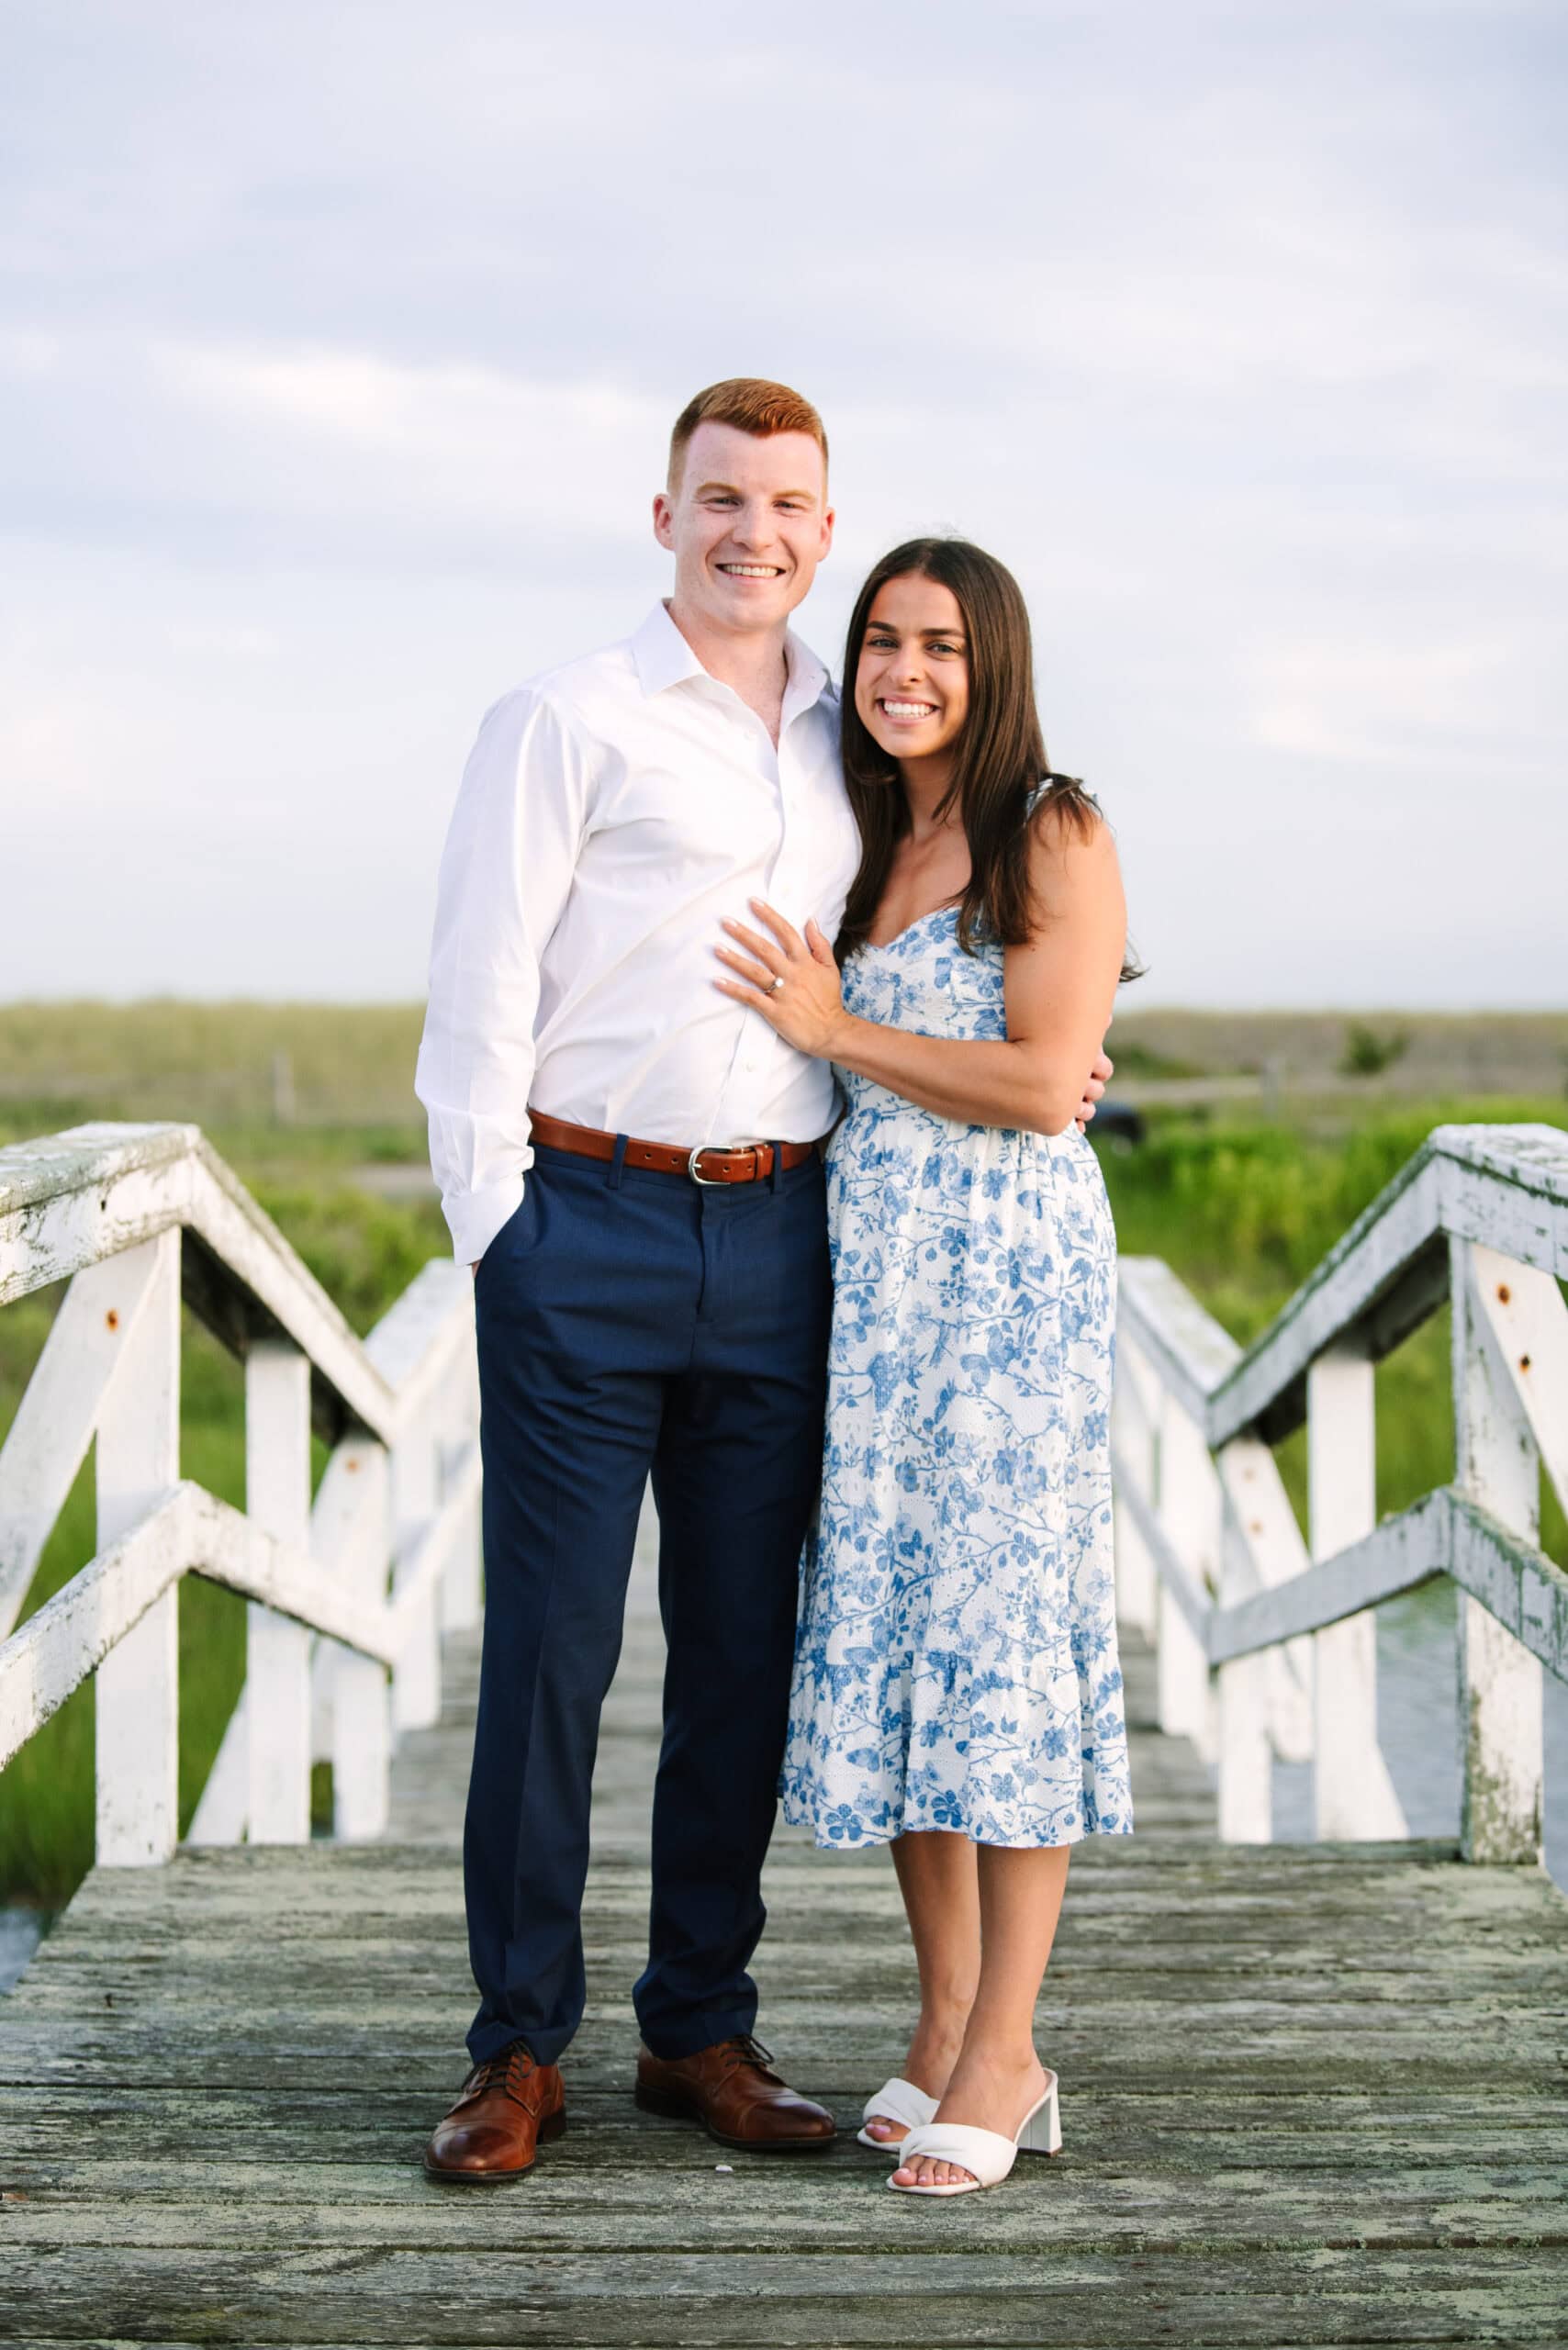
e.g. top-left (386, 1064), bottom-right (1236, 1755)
top-left (442, 1173), bottom-right (525, 1268)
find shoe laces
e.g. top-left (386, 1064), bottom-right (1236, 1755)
top-left (715, 2032), bottom-right (783, 2085)
top-left (465, 2042), bottom-right (538, 2106)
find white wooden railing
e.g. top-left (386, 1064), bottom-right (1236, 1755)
top-left (1112, 1122), bottom-right (1567, 1864)
top-left (0, 1123), bottom-right (479, 1862)
top-left (6, 1115), bottom-right (1561, 1873)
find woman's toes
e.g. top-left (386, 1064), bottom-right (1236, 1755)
top-left (867, 2118), bottom-right (904, 2143)
top-left (892, 2154), bottom-right (977, 2188)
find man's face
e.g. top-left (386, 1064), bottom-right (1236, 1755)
top-left (653, 422), bottom-right (833, 638)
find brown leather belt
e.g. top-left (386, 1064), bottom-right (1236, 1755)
top-left (528, 1108), bottom-right (820, 1186)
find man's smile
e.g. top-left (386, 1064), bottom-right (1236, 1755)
top-left (716, 562), bottom-right (786, 577)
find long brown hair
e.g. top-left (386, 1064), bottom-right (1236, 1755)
top-left (837, 537), bottom-right (1123, 968)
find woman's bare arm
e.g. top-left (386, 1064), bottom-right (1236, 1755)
top-left (715, 807), bottom-right (1127, 1136)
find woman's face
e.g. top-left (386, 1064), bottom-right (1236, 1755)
top-left (854, 574), bottom-right (970, 767)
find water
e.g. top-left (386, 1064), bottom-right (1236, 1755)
top-left (0, 1907), bottom-right (45, 1992)
top-left (1271, 1578), bottom-right (1568, 1893)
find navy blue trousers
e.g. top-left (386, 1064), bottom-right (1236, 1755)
top-left (465, 1140), bottom-right (831, 2067)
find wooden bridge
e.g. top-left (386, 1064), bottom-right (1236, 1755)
top-left (2, 1120), bottom-right (1566, 2347)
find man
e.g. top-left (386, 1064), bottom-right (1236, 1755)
top-left (415, 378), bottom-right (1109, 2179)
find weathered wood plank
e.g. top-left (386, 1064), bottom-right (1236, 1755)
top-left (28, 1917), bottom-right (1568, 1970)
top-left (6, 2247), bottom-right (1568, 2347)
top-left (6, 2084), bottom-right (1563, 2148)
top-left (1207, 1486), bottom-right (1568, 1677)
top-left (5, 2034), bottom-right (1564, 2098)
top-left (6, 2170), bottom-right (1567, 2253)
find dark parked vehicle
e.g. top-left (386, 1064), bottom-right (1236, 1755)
top-left (1091, 1098), bottom-right (1146, 1149)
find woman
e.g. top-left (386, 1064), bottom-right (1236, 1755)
top-left (713, 537), bottom-right (1134, 2198)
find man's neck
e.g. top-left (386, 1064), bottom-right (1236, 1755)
top-left (666, 599), bottom-right (790, 742)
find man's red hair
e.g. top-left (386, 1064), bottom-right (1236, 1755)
top-left (667, 377), bottom-right (828, 491)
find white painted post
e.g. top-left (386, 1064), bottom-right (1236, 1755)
top-left (310, 1438), bottom-right (390, 1842)
top-left (390, 1424), bottom-right (441, 1732)
top-left (1111, 1337), bottom-right (1159, 1639)
top-left (309, 1636), bottom-right (334, 1769)
top-left (245, 1341), bottom-right (313, 1842)
top-left (439, 1345), bottom-right (483, 1634)
top-left (1215, 1448), bottom-right (1271, 1841)
top-left (1452, 1238), bottom-right (1543, 1863)
top-left (1155, 1399), bottom-right (1217, 1761)
top-left (1215, 1433), bottom-right (1313, 1767)
top-left (328, 1438), bottom-right (392, 1841)
top-left (1309, 1344), bottom-right (1406, 1841)
top-left (95, 1230), bottom-right (181, 1866)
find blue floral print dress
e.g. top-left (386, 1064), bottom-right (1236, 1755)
top-left (779, 902), bottom-right (1133, 1851)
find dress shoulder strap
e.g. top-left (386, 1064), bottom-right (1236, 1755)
top-left (1025, 773), bottom-right (1103, 825)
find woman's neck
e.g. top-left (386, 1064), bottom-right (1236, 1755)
top-left (898, 752), bottom-right (960, 843)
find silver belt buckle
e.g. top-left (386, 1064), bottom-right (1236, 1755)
top-left (688, 1136), bottom-right (764, 1186)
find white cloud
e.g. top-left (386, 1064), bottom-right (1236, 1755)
top-left (153, 341), bottom-right (662, 463)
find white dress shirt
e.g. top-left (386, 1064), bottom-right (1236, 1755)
top-left (416, 602), bottom-right (863, 1263)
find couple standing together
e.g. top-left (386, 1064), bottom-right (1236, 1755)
top-left (414, 376), bottom-right (1134, 2199)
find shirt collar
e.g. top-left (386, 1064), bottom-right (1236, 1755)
top-left (631, 600), bottom-right (834, 719)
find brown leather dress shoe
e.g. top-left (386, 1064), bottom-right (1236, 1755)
top-left (634, 2033), bottom-right (835, 2152)
top-left (423, 2042), bottom-right (566, 2183)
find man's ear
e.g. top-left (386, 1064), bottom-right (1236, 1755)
top-left (652, 491), bottom-right (676, 550)
top-left (819, 503), bottom-right (835, 560)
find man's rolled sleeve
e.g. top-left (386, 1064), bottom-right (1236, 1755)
top-left (415, 687), bottom-right (589, 1262)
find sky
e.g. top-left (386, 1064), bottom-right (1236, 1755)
top-left (2, 0), bottom-right (1563, 1008)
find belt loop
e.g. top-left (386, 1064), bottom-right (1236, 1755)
top-left (768, 1137), bottom-right (782, 1196)
top-left (608, 1131), bottom-right (630, 1191)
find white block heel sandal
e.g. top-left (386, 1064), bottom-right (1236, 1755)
top-left (887, 2069), bottom-right (1061, 2196)
top-left (857, 2076), bottom-right (940, 2150)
